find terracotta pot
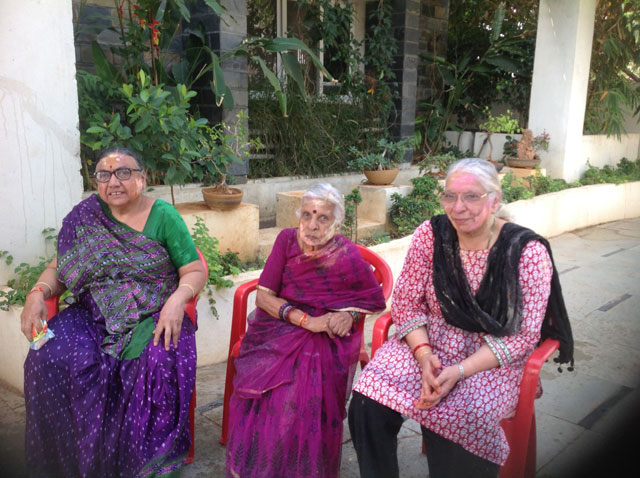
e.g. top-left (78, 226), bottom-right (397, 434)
top-left (201, 186), bottom-right (243, 210)
top-left (506, 157), bottom-right (541, 169)
top-left (363, 168), bottom-right (399, 185)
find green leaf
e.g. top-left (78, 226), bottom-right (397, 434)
top-left (86, 126), bottom-right (105, 134)
top-left (252, 56), bottom-right (287, 116)
top-left (281, 52), bottom-right (307, 100)
top-left (122, 83), bottom-right (134, 97)
top-left (202, 0), bottom-right (226, 16)
top-left (140, 90), bottom-right (149, 103)
top-left (209, 51), bottom-right (234, 110)
top-left (263, 37), bottom-right (334, 82)
top-left (172, 0), bottom-right (191, 22)
top-left (91, 41), bottom-right (124, 85)
top-left (485, 55), bottom-right (519, 73)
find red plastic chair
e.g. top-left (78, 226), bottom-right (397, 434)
top-left (219, 243), bottom-right (394, 445)
top-left (44, 248), bottom-right (208, 465)
top-left (370, 312), bottom-right (559, 478)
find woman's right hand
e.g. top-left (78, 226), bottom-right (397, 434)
top-left (20, 292), bottom-right (48, 341)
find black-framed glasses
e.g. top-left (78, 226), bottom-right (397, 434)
top-left (93, 167), bottom-right (142, 183)
top-left (440, 191), bottom-right (489, 206)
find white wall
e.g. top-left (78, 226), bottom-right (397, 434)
top-left (528, 0), bottom-right (597, 181)
top-left (581, 134), bottom-right (640, 170)
top-left (0, 0), bottom-right (83, 284)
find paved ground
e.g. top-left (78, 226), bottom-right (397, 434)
top-left (1, 218), bottom-right (639, 477)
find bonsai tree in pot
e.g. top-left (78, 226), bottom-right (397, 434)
top-left (348, 137), bottom-right (411, 185)
top-left (503, 129), bottom-right (550, 169)
top-left (198, 111), bottom-right (262, 209)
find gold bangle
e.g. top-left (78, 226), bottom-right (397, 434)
top-left (35, 281), bottom-right (53, 296)
top-left (179, 283), bottom-right (196, 299)
top-left (414, 348), bottom-right (432, 361)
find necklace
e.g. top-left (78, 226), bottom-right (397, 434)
top-left (486, 215), bottom-right (496, 249)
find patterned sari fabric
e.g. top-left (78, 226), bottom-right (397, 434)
top-left (24, 195), bottom-right (197, 477)
top-left (226, 229), bottom-right (386, 478)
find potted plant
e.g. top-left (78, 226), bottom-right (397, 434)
top-left (477, 107), bottom-right (521, 163)
top-left (504, 129), bottom-right (550, 169)
top-left (417, 151), bottom-right (458, 178)
top-left (199, 112), bottom-right (262, 209)
top-left (348, 137), bottom-right (411, 185)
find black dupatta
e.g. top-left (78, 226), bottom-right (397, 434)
top-left (431, 215), bottom-right (574, 367)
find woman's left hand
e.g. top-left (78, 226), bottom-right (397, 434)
top-left (327, 311), bottom-right (354, 337)
top-left (154, 297), bottom-right (185, 351)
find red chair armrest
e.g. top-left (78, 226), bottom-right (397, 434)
top-left (371, 311), bottom-right (393, 358)
top-left (45, 296), bottom-right (59, 320)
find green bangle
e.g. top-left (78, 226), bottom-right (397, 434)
top-left (350, 310), bottom-right (359, 323)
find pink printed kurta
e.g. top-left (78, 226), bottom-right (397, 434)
top-left (353, 221), bottom-right (553, 464)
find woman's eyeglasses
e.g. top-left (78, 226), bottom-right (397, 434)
top-left (440, 191), bottom-right (489, 205)
top-left (93, 167), bottom-right (142, 183)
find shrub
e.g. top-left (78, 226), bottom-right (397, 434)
top-left (390, 176), bottom-right (443, 237)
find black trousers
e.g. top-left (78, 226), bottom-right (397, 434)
top-left (348, 391), bottom-right (500, 478)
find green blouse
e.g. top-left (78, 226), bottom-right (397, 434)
top-left (98, 196), bottom-right (199, 269)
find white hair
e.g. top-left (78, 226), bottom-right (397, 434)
top-left (297, 183), bottom-right (345, 226)
top-left (446, 158), bottom-right (501, 193)
top-left (446, 158), bottom-right (510, 220)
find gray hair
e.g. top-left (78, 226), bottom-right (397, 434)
top-left (97, 146), bottom-right (144, 171)
top-left (446, 158), bottom-right (510, 220)
top-left (446, 158), bottom-right (501, 194)
top-left (298, 183), bottom-right (345, 226)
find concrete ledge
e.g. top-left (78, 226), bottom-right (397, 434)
top-left (3, 181), bottom-right (639, 393)
top-left (176, 201), bottom-right (259, 261)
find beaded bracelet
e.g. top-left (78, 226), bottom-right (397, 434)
top-left (284, 305), bottom-right (295, 322)
top-left (298, 313), bottom-right (308, 327)
top-left (278, 303), bottom-right (290, 321)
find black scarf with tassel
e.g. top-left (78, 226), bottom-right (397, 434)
top-left (431, 214), bottom-right (574, 368)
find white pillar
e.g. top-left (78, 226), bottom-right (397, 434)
top-left (528, 0), bottom-right (596, 181)
top-left (0, 0), bottom-right (82, 283)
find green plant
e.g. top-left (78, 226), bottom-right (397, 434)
top-left (341, 188), bottom-right (362, 242)
top-left (84, 70), bottom-right (209, 203)
top-left (390, 176), bottom-right (443, 237)
top-left (0, 229), bottom-right (57, 310)
top-left (190, 217), bottom-right (238, 319)
top-left (579, 158), bottom-right (640, 185)
top-left (479, 108), bottom-right (521, 134)
top-left (348, 138), bottom-right (411, 171)
top-left (416, 1), bottom-right (534, 155)
top-left (503, 130), bottom-right (551, 159)
top-left (501, 173), bottom-right (534, 203)
top-left (584, 0), bottom-right (640, 138)
top-left (418, 152), bottom-right (458, 176)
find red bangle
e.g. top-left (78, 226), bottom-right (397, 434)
top-left (412, 342), bottom-right (431, 355)
top-left (298, 313), bottom-right (308, 327)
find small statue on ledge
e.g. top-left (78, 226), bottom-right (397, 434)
top-left (516, 129), bottom-right (536, 161)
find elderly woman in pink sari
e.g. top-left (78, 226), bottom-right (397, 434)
top-left (226, 183), bottom-right (386, 478)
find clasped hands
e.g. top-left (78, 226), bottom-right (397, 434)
top-left (414, 352), bottom-right (464, 410)
top-left (306, 311), bottom-right (354, 339)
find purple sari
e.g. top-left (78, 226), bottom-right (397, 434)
top-left (24, 196), bottom-right (196, 477)
top-left (226, 229), bottom-right (386, 478)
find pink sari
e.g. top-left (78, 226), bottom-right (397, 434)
top-left (226, 229), bottom-right (385, 478)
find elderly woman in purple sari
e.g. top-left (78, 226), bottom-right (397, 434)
top-left (20, 147), bottom-right (207, 477)
top-left (226, 183), bottom-right (386, 478)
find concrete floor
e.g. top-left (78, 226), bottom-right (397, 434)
top-left (1, 218), bottom-right (639, 477)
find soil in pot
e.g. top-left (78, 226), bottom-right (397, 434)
top-left (202, 186), bottom-right (243, 210)
top-left (363, 168), bottom-right (399, 185)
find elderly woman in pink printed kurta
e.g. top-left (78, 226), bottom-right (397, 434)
top-left (349, 158), bottom-right (573, 478)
